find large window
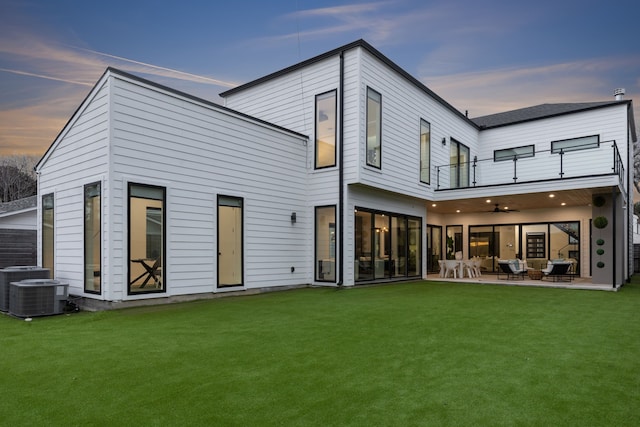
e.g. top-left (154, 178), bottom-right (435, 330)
top-left (366, 87), bottom-right (382, 168)
top-left (420, 119), bottom-right (430, 183)
top-left (84, 182), bottom-right (101, 294)
top-left (354, 208), bottom-right (421, 281)
top-left (315, 206), bottom-right (336, 282)
top-left (315, 90), bottom-right (337, 169)
top-left (128, 183), bottom-right (165, 294)
top-left (494, 145), bottom-right (535, 162)
top-left (551, 135), bottom-right (599, 153)
top-left (218, 195), bottom-right (243, 288)
top-left (467, 222), bottom-right (580, 273)
top-left (42, 193), bottom-right (54, 277)
top-left (469, 225), bottom-right (519, 273)
top-left (450, 139), bottom-right (469, 188)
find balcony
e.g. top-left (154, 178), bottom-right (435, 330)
top-left (435, 140), bottom-right (625, 191)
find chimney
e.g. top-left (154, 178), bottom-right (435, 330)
top-left (614, 88), bottom-right (625, 100)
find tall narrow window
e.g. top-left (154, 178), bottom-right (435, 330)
top-left (407, 218), bottom-right (421, 276)
top-left (426, 225), bottom-right (442, 273)
top-left (446, 225), bottom-right (463, 259)
top-left (315, 90), bottom-right (337, 169)
top-left (450, 139), bottom-right (470, 188)
top-left (128, 184), bottom-right (165, 294)
top-left (420, 119), bottom-right (431, 183)
top-left (42, 193), bottom-right (54, 277)
top-left (218, 195), bottom-right (243, 287)
top-left (366, 87), bottom-right (382, 168)
top-left (315, 206), bottom-right (336, 282)
top-left (84, 182), bottom-right (101, 294)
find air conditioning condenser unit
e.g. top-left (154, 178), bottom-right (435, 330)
top-left (0, 266), bottom-right (50, 312)
top-left (9, 279), bottom-right (68, 318)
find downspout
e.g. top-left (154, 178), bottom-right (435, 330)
top-left (626, 112), bottom-right (632, 283)
top-left (612, 186), bottom-right (617, 288)
top-left (338, 51), bottom-right (345, 287)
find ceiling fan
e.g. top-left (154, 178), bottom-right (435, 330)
top-left (489, 203), bottom-right (519, 213)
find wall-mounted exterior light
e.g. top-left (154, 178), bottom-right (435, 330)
top-left (291, 212), bottom-right (297, 224)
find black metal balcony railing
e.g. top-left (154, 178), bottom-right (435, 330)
top-left (436, 140), bottom-right (625, 190)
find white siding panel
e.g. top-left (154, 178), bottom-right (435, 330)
top-left (475, 105), bottom-right (629, 189)
top-left (355, 49), bottom-right (477, 200)
top-left (109, 76), bottom-right (309, 297)
top-left (342, 185), bottom-right (427, 286)
top-left (38, 81), bottom-right (110, 295)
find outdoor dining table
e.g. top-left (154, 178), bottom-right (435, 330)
top-left (130, 258), bottom-right (161, 288)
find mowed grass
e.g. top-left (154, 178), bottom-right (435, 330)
top-left (1, 279), bottom-right (639, 426)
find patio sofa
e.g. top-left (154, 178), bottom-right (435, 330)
top-left (541, 261), bottom-right (573, 282)
top-left (497, 260), bottom-right (527, 280)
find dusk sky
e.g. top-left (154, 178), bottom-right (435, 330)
top-left (1, 0), bottom-right (638, 156)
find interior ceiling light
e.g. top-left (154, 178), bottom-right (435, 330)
top-left (561, 202), bottom-right (567, 206)
top-left (456, 209), bottom-right (461, 213)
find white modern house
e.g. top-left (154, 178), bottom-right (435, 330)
top-left (35, 40), bottom-right (636, 306)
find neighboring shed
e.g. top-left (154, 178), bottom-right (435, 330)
top-left (0, 195), bottom-right (37, 267)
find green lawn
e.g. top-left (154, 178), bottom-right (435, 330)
top-left (2, 279), bottom-right (639, 426)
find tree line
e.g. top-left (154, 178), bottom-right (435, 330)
top-left (0, 155), bottom-right (38, 203)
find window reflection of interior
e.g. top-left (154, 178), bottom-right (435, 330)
top-left (366, 88), bottom-right (381, 168)
top-left (315, 206), bottom-right (336, 282)
top-left (316, 91), bottom-right (336, 168)
top-left (355, 208), bottom-right (420, 281)
top-left (42, 193), bottom-right (54, 277)
top-left (420, 119), bottom-right (430, 183)
top-left (84, 183), bottom-right (101, 293)
top-left (129, 185), bottom-right (164, 293)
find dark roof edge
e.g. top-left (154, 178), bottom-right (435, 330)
top-left (36, 67), bottom-right (308, 171)
top-left (475, 101), bottom-right (634, 130)
top-left (219, 39), bottom-right (477, 128)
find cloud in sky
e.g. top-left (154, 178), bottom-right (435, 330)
top-left (1, 0), bottom-right (637, 156)
top-left (0, 27), bottom-right (239, 156)
top-left (422, 56), bottom-right (640, 126)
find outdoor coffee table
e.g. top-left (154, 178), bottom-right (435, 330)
top-left (527, 269), bottom-right (542, 280)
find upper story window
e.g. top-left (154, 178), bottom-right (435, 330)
top-left (551, 135), bottom-right (599, 153)
top-left (420, 119), bottom-right (431, 184)
top-left (494, 145), bottom-right (535, 162)
top-left (366, 87), bottom-right (382, 168)
top-left (450, 138), bottom-right (470, 188)
top-left (315, 90), bottom-right (337, 169)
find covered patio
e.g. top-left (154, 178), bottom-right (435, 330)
top-left (425, 272), bottom-right (618, 291)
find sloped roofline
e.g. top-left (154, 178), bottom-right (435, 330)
top-left (219, 39), bottom-right (477, 128)
top-left (473, 100), bottom-right (636, 143)
top-left (35, 67), bottom-right (308, 172)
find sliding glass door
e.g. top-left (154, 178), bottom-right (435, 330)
top-left (355, 208), bottom-right (421, 282)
